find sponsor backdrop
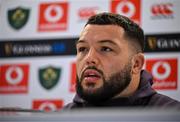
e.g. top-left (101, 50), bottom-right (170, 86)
top-left (0, 0), bottom-right (180, 111)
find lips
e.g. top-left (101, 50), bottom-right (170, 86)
top-left (82, 69), bottom-right (101, 83)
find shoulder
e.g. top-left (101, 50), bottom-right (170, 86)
top-left (148, 93), bottom-right (180, 109)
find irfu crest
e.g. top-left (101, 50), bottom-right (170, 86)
top-left (8, 7), bottom-right (30, 30)
top-left (39, 66), bottom-right (61, 90)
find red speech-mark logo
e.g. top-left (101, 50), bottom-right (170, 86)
top-left (145, 58), bottom-right (178, 90)
top-left (0, 64), bottom-right (29, 94)
top-left (111, 0), bottom-right (141, 25)
top-left (32, 99), bottom-right (64, 112)
top-left (38, 2), bottom-right (68, 31)
top-left (69, 62), bottom-right (76, 92)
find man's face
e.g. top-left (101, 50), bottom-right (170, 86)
top-left (76, 24), bottom-right (133, 103)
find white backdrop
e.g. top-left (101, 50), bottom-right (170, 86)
top-left (0, 0), bottom-right (180, 111)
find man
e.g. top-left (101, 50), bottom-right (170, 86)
top-left (64, 12), bottom-right (180, 109)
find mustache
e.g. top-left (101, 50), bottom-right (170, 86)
top-left (81, 66), bottom-right (103, 79)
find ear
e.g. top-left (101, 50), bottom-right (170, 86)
top-left (131, 53), bottom-right (145, 74)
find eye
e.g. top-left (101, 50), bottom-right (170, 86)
top-left (101, 46), bottom-right (113, 52)
top-left (77, 47), bottom-right (87, 53)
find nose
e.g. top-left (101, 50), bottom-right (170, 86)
top-left (85, 48), bottom-right (99, 66)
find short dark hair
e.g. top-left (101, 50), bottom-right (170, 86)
top-left (85, 12), bottom-right (145, 53)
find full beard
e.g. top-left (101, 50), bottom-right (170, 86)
top-left (76, 63), bottom-right (132, 105)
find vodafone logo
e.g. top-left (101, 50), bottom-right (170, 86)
top-left (70, 62), bottom-right (76, 92)
top-left (0, 64), bottom-right (29, 94)
top-left (152, 61), bottom-right (171, 80)
top-left (116, 1), bottom-right (135, 18)
top-left (145, 58), bottom-right (178, 90)
top-left (33, 99), bottom-right (64, 112)
top-left (44, 5), bottom-right (63, 23)
top-left (38, 2), bottom-right (68, 31)
top-left (6, 66), bottom-right (23, 85)
top-left (39, 102), bottom-right (56, 112)
top-left (111, 0), bottom-right (141, 25)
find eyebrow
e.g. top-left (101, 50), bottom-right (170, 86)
top-left (76, 39), bottom-right (117, 46)
top-left (98, 40), bottom-right (117, 46)
top-left (76, 40), bottom-right (85, 45)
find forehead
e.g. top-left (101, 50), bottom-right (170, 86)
top-left (78, 24), bottom-right (125, 43)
